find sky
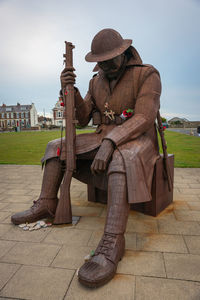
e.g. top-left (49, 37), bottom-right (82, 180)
top-left (0, 0), bottom-right (200, 121)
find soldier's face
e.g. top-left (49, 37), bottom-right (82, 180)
top-left (98, 54), bottom-right (124, 79)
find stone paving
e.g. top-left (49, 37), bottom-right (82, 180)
top-left (0, 165), bottom-right (200, 299)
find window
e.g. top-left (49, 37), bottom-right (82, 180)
top-left (2, 113), bottom-right (4, 118)
top-left (57, 111), bottom-right (62, 118)
top-left (11, 112), bottom-right (13, 118)
top-left (25, 112), bottom-right (29, 118)
top-left (6, 113), bottom-right (9, 118)
top-left (21, 112), bottom-right (24, 118)
top-left (16, 113), bottom-right (19, 119)
top-left (6, 107), bottom-right (11, 112)
top-left (7, 120), bottom-right (10, 126)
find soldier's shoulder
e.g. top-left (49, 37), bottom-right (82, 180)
top-left (134, 64), bottom-right (160, 81)
top-left (142, 64), bottom-right (160, 74)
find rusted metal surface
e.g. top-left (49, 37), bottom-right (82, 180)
top-left (11, 28), bottom-right (174, 288)
top-left (54, 42), bottom-right (76, 224)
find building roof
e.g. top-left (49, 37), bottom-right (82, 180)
top-left (0, 103), bottom-right (32, 113)
top-left (168, 117), bottom-right (190, 123)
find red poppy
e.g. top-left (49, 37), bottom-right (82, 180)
top-left (57, 147), bottom-right (60, 156)
top-left (123, 110), bottom-right (128, 117)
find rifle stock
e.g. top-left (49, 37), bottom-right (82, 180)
top-left (157, 111), bottom-right (173, 192)
top-left (54, 42), bottom-right (76, 224)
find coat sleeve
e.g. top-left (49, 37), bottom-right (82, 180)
top-left (74, 79), bottom-right (95, 127)
top-left (104, 67), bottom-right (161, 146)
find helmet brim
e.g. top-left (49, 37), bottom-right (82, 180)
top-left (85, 39), bottom-right (132, 62)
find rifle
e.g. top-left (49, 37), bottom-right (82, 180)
top-left (157, 111), bottom-right (173, 192)
top-left (53, 42), bottom-right (76, 224)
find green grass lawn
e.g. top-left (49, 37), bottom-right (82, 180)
top-left (0, 129), bottom-right (199, 167)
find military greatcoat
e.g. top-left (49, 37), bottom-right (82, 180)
top-left (42, 46), bottom-right (161, 204)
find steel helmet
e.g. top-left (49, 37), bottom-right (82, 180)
top-left (85, 28), bottom-right (132, 62)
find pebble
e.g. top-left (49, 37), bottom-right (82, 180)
top-left (29, 227), bottom-right (36, 231)
top-left (23, 226), bottom-right (29, 231)
top-left (37, 221), bottom-right (45, 226)
top-left (18, 220), bottom-right (52, 231)
top-left (84, 254), bottom-right (91, 262)
top-left (19, 223), bottom-right (27, 228)
top-left (46, 223), bottom-right (52, 227)
top-left (34, 224), bottom-right (41, 230)
top-left (27, 222), bottom-right (37, 228)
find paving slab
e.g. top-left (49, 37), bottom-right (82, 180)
top-left (174, 210), bottom-right (200, 221)
top-left (51, 245), bottom-right (92, 269)
top-left (1, 225), bottom-right (51, 242)
top-left (0, 195), bottom-right (35, 203)
top-left (0, 240), bottom-right (16, 258)
top-left (127, 219), bottom-right (158, 233)
top-left (117, 251), bottom-right (166, 278)
top-left (136, 276), bottom-right (200, 300)
top-left (0, 224), bottom-right (12, 238)
top-left (164, 253), bottom-right (200, 282)
top-left (0, 265), bottom-right (74, 300)
top-left (71, 205), bottom-right (103, 217)
top-left (0, 241), bottom-right (61, 266)
top-left (76, 216), bottom-right (105, 231)
top-left (158, 219), bottom-right (200, 235)
top-left (0, 165), bottom-right (200, 299)
top-left (136, 233), bottom-right (188, 253)
top-left (0, 262), bottom-right (20, 290)
top-left (0, 212), bottom-right (10, 222)
top-left (183, 235), bottom-right (200, 254)
top-left (43, 227), bottom-right (92, 246)
top-left (187, 201), bottom-right (200, 210)
top-left (179, 188), bottom-right (200, 195)
top-left (2, 203), bottom-right (32, 212)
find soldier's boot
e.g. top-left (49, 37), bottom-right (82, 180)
top-left (11, 158), bottom-right (64, 225)
top-left (78, 172), bottom-right (129, 288)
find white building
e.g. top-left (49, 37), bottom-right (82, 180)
top-left (52, 100), bottom-right (65, 127)
top-left (0, 102), bottom-right (38, 130)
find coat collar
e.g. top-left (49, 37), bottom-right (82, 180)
top-left (92, 46), bottom-right (143, 72)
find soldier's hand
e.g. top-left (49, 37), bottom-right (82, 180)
top-left (91, 139), bottom-right (114, 175)
top-left (60, 67), bottom-right (76, 89)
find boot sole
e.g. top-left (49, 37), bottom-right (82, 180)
top-left (78, 267), bottom-right (117, 288)
top-left (11, 213), bottom-right (53, 225)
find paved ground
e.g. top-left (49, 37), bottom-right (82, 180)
top-left (0, 165), bottom-right (200, 300)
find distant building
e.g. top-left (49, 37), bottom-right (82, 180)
top-left (168, 117), bottom-right (200, 128)
top-left (38, 116), bottom-right (52, 127)
top-left (0, 102), bottom-right (38, 130)
top-left (168, 117), bottom-right (189, 124)
top-left (52, 100), bottom-right (65, 127)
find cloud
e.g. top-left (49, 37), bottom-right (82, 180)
top-left (0, 0), bottom-right (200, 120)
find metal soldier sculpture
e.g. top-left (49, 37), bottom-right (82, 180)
top-left (11, 29), bottom-right (162, 287)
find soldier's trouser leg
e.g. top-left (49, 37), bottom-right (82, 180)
top-left (78, 172), bottom-right (130, 288)
top-left (11, 158), bottom-right (64, 225)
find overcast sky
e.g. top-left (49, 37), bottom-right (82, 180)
top-left (0, 0), bottom-right (200, 120)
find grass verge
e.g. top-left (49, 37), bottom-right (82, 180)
top-left (0, 129), bottom-right (199, 167)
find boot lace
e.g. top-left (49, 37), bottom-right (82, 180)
top-left (96, 233), bottom-right (117, 258)
top-left (31, 198), bottom-right (43, 211)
